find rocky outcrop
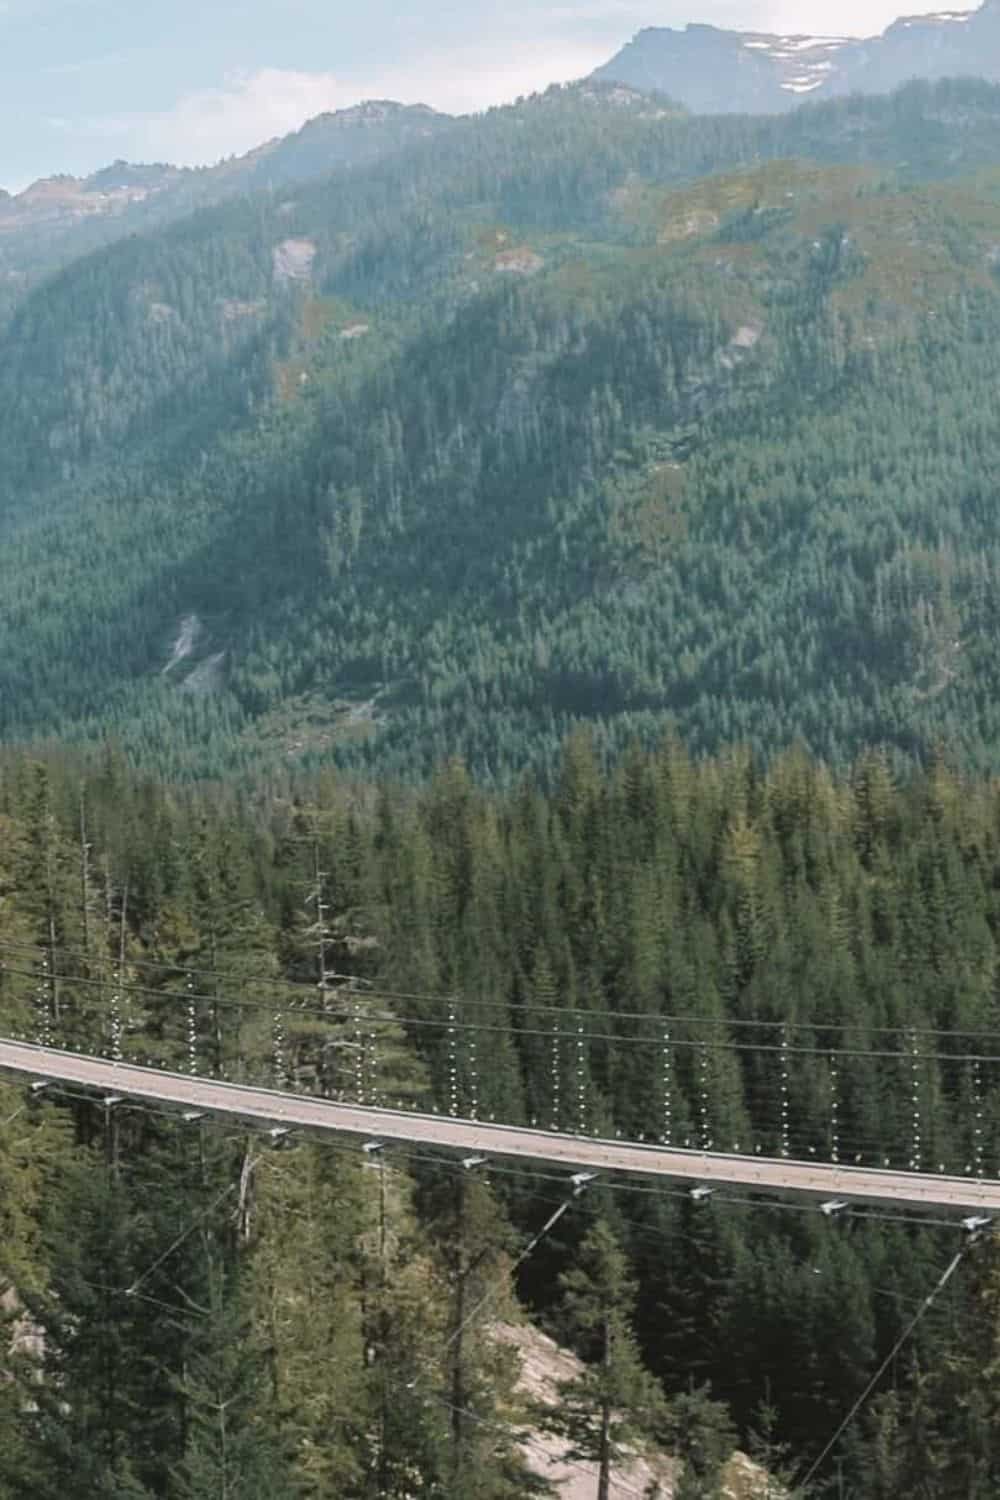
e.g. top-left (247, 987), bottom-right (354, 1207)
top-left (497, 1321), bottom-right (777, 1499)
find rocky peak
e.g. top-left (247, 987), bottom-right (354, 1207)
top-left (595, 0), bottom-right (1000, 113)
top-left (236, 99), bottom-right (452, 190)
top-left (333, 99), bottom-right (438, 124)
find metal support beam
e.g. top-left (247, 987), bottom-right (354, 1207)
top-left (1, 1040), bottom-right (999, 1215)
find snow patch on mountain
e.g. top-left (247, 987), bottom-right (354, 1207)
top-left (594, 0), bottom-right (1000, 114)
top-left (898, 8), bottom-right (973, 21)
top-left (737, 34), bottom-right (855, 94)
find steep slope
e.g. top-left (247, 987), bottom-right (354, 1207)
top-left (595, 0), bottom-right (1000, 114)
top-left (0, 101), bottom-right (453, 324)
top-left (8, 81), bottom-right (1000, 780)
top-left (499, 1322), bottom-right (773, 1497)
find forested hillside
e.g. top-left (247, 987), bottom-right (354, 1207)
top-left (0, 101), bottom-right (454, 326)
top-left (9, 78), bottom-right (1000, 783)
top-left (5, 742), bottom-right (1000, 1493)
top-left (11, 60), bottom-right (1000, 1500)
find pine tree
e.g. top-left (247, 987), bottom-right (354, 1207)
top-left (660, 1385), bottom-right (736, 1500)
top-left (543, 1218), bottom-right (665, 1500)
top-left (5, 1141), bottom-right (157, 1499)
top-left (248, 1140), bottom-right (368, 1498)
top-left (173, 1255), bottom-right (296, 1500)
top-left (912, 1232), bottom-right (1000, 1497)
top-left (425, 1169), bottom-right (537, 1499)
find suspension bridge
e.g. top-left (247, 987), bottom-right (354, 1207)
top-left (1, 1037), bottom-right (997, 1217)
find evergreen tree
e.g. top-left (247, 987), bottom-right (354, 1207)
top-left (173, 1255), bottom-right (297, 1500)
top-left (660, 1386), bottom-right (736, 1500)
top-left (543, 1218), bottom-right (665, 1500)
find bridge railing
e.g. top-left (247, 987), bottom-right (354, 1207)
top-left (0, 940), bottom-right (997, 1180)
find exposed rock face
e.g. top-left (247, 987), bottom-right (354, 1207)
top-left (0, 102), bottom-right (453, 320)
top-left (595, 0), bottom-right (1000, 113)
top-left (0, 165), bottom-right (178, 234)
top-left (496, 1320), bottom-right (777, 1498)
top-left (273, 237), bottom-right (317, 283)
top-left (219, 297), bottom-right (267, 322)
top-left (496, 1321), bottom-right (678, 1498)
top-left (1, 1288), bottom-right (43, 1363)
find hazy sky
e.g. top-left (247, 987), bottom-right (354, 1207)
top-left (0, 0), bottom-right (954, 189)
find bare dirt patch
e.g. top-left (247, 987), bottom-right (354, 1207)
top-left (495, 248), bottom-right (545, 275)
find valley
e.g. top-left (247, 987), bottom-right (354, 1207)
top-left (8, 19), bottom-right (1000, 1495)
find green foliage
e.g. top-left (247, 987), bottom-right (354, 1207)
top-left (871, 1234), bottom-right (1000, 1499)
top-left (543, 1218), bottom-right (666, 1496)
top-left (12, 83), bottom-right (1000, 778)
top-left (6, 739), bottom-right (1000, 1490)
top-left (662, 1386), bottom-right (737, 1500)
top-left (6, 1149), bottom-right (160, 1499)
top-left (172, 1258), bottom-right (297, 1500)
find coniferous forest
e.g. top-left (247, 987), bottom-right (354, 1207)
top-left (4, 741), bottom-right (1000, 1494)
top-left (9, 65), bottom-right (1000, 1498)
top-left (10, 80), bottom-right (1000, 780)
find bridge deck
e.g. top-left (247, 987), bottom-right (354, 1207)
top-left (1, 1038), bottom-right (997, 1215)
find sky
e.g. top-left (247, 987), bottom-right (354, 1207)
top-left (0, 0), bottom-right (955, 190)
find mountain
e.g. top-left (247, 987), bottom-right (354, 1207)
top-left (9, 78), bottom-right (1000, 780)
top-left (9, 59), bottom-right (1000, 1500)
top-left (594, 0), bottom-right (1000, 114)
top-left (0, 100), bottom-right (452, 323)
top-left (231, 99), bottom-right (449, 190)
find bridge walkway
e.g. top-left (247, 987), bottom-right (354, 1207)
top-left (1, 1038), bottom-right (997, 1216)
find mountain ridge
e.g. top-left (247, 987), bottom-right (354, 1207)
top-left (0, 99), bottom-right (449, 203)
top-left (0, 99), bottom-right (453, 323)
top-left (595, 0), bottom-right (1000, 113)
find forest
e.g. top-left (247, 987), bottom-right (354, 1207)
top-left (4, 739), bottom-right (1000, 1494)
top-left (10, 67), bottom-right (1000, 1498)
top-left (9, 80), bottom-right (1000, 780)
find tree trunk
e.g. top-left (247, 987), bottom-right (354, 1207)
top-left (451, 1171), bottom-right (467, 1489)
top-left (597, 1315), bottom-right (612, 1500)
top-left (48, 911), bottom-right (60, 1029)
top-left (118, 879), bottom-right (129, 1055)
top-left (79, 788), bottom-right (91, 958)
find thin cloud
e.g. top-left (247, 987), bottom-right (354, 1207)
top-left (6, 0), bottom-right (963, 183)
top-left (547, 0), bottom-right (945, 36)
top-left (59, 42), bottom-right (612, 167)
top-left (761, 0), bottom-right (939, 32)
top-left (50, 70), bottom-right (363, 164)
